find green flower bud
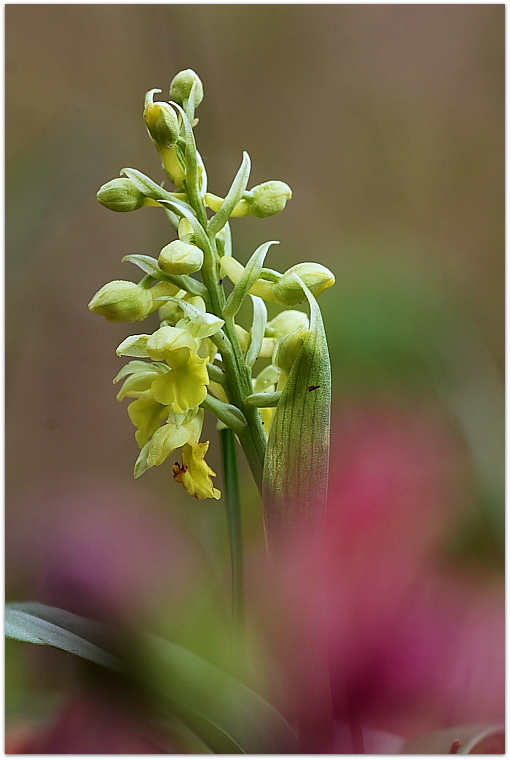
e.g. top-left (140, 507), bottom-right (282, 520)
top-left (144, 100), bottom-right (180, 148)
top-left (169, 69), bottom-right (204, 107)
top-left (97, 178), bottom-right (145, 212)
top-left (244, 181), bottom-right (292, 218)
top-left (158, 240), bottom-right (204, 275)
top-left (265, 310), bottom-right (310, 340)
top-left (272, 263), bottom-right (335, 306)
top-left (88, 280), bottom-right (153, 322)
top-left (273, 328), bottom-right (311, 376)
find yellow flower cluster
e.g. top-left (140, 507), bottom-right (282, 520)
top-left (114, 315), bottom-right (222, 500)
top-left (89, 68), bottom-right (336, 505)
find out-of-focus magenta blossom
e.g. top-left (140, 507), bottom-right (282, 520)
top-left (6, 407), bottom-right (503, 754)
top-left (9, 476), bottom-right (203, 625)
top-left (248, 403), bottom-right (504, 752)
top-left (324, 404), bottom-right (504, 739)
top-left (6, 691), bottom-right (170, 753)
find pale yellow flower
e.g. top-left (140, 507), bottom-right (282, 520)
top-left (173, 441), bottom-right (221, 500)
top-left (150, 352), bottom-right (208, 413)
top-left (146, 326), bottom-right (209, 413)
top-left (127, 394), bottom-right (168, 447)
top-left (146, 409), bottom-right (204, 468)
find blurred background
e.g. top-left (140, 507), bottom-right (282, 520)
top-left (6, 4), bottom-right (504, 751)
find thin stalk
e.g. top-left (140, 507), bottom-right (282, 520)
top-left (220, 427), bottom-right (244, 626)
top-left (183, 187), bottom-right (267, 489)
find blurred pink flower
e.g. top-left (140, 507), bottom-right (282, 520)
top-left (8, 476), bottom-right (203, 626)
top-left (323, 403), bottom-right (504, 740)
top-left (249, 402), bottom-right (504, 752)
top-left (6, 690), bottom-right (171, 753)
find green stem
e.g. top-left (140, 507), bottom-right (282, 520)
top-left (222, 313), bottom-right (266, 490)
top-left (220, 428), bottom-right (244, 626)
top-left (176, 110), bottom-right (267, 489)
top-left (183, 192), bottom-right (267, 491)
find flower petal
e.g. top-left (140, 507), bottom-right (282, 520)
top-left (173, 442), bottom-right (221, 500)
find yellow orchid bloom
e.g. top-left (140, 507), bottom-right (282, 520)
top-left (127, 394), bottom-right (168, 448)
top-left (150, 352), bottom-right (208, 413)
top-left (146, 326), bottom-right (209, 414)
top-left (146, 325), bottom-right (197, 361)
top-left (146, 409), bottom-right (204, 468)
top-left (113, 361), bottom-right (168, 401)
top-left (146, 422), bottom-right (192, 467)
top-left (173, 441), bottom-right (221, 500)
top-left (133, 408), bottom-right (205, 479)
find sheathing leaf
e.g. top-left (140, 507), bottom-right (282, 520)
top-left (262, 286), bottom-right (330, 553)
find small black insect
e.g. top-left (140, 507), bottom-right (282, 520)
top-left (308, 385), bottom-right (320, 392)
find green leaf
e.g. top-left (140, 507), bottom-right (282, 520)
top-left (122, 254), bottom-right (207, 298)
top-left (5, 602), bottom-right (298, 754)
top-left (142, 632), bottom-right (298, 754)
top-left (207, 152), bottom-right (251, 236)
top-left (224, 241), bottom-right (279, 319)
top-left (262, 280), bottom-right (331, 554)
top-left (184, 81), bottom-right (198, 123)
top-left (5, 602), bottom-right (121, 670)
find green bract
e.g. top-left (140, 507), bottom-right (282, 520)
top-left (262, 280), bottom-right (331, 555)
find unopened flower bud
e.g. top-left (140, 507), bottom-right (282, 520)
top-left (244, 181), bottom-right (292, 218)
top-left (144, 101), bottom-right (180, 148)
top-left (97, 178), bottom-right (145, 212)
top-left (265, 310), bottom-right (309, 340)
top-left (272, 263), bottom-right (335, 306)
top-left (169, 69), bottom-right (204, 107)
top-left (273, 329), bottom-right (310, 375)
top-left (158, 240), bottom-right (204, 275)
top-left (88, 280), bottom-right (153, 322)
